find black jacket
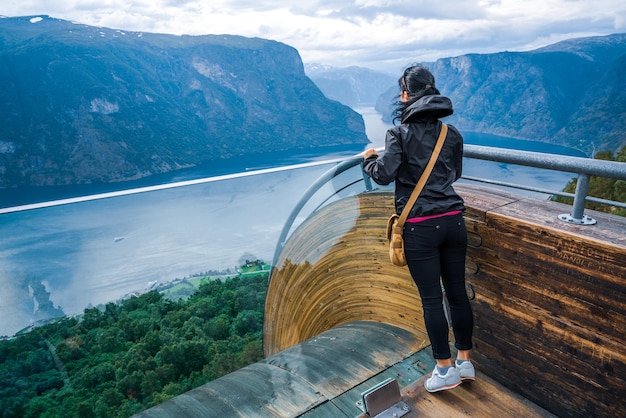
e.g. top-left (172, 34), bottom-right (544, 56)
top-left (363, 94), bottom-right (465, 217)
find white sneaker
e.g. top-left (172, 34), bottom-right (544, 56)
top-left (456, 360), bottom-right (476, 381)
top-left (424, 366), bottom-right (461, 393)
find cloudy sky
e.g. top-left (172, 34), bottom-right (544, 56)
top-left (3, 0), bottom-right (625, 73)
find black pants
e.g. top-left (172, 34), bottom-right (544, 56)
top-left (403, 213), bottom-right (473, 360)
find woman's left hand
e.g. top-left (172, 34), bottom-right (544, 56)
top-left (362, 148), bottom-right (379, 159)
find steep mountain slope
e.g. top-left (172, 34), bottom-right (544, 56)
top-left (0, 16), bottom-right (368, 188)
top-left (375, 33), bottom-right (626, 154)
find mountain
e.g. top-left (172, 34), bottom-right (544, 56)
top-left (0, 16), bottom-right (368, 189)
top-left (374, 33), bottom-right (626, 155)
top-left (304, 63), bottom-right (396, 107)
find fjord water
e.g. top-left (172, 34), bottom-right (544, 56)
top-left (0, 108), bottom-right (585, 336)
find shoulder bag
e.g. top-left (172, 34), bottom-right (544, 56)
top-left (386, 123), bottom-right (448, 266)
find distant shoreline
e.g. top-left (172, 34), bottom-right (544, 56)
top-left (0, 143), bottom-right (366, 209)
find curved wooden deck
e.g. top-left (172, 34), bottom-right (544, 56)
top-left (136, 321), bottom-right (555, 418)
top-left (265, 184), bottom-right (626, 418)
top-left (137, 184), bottom-right (625, 418)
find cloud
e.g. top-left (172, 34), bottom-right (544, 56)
top-left (3, 0), bottom-right (625, 73)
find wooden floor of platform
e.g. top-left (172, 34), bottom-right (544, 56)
top-left (398, 371), bottom-right (557, 418)
top-left (138, 322), bottom-right (559, 418)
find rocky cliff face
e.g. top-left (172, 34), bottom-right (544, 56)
top-left (375, 33), bottom-right (626, 155)
top-left (0, 16), bottom-right (368, 188)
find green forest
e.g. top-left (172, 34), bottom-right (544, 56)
top-left (0, 271), bottom-right (268, 418)
top-left (553, 146), bottom-right (626, 216)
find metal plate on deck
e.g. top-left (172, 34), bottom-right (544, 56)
top-left (357, 378), bottom-right (410, 418)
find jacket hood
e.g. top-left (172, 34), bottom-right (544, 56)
top-left (401, 95), bottom-right (454, 123)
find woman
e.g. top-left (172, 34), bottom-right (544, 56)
top-left (362, 64), bottom-right (474, 393)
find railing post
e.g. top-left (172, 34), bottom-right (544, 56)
top-left (363, 172), bottom-right (373, 191)
top-left (558, 174), bottom-right (597, 225)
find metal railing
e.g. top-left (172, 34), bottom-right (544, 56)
top-left (463, 145), bottom-right (626, 225)
top-left (3, 144), bottom-right (625, 221)
top-left (273, 145), bottom-right (626, 256)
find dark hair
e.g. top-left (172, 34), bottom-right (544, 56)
top-left (392, 64), bottom-right (440, 123)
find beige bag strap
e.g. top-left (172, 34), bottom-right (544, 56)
top-left (396, 123), bottom-right (448, 226)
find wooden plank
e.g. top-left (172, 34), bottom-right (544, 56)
top-left (456, 183), bottom-right (523, 222)
top-left (470, 293), bottom-right (625, 415)
top-left (455, 184), bottom-right (626, 418)
top-left (264, 322), bottom-right (427, 399)
top-left (401, 371), bottom-right (557, 418)
top-left (137, 362), bottom-right (326, 417)
top-left (472, 244), bottom-right (626, 342)
top-left (463, 219), bottom-right (626, 345)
